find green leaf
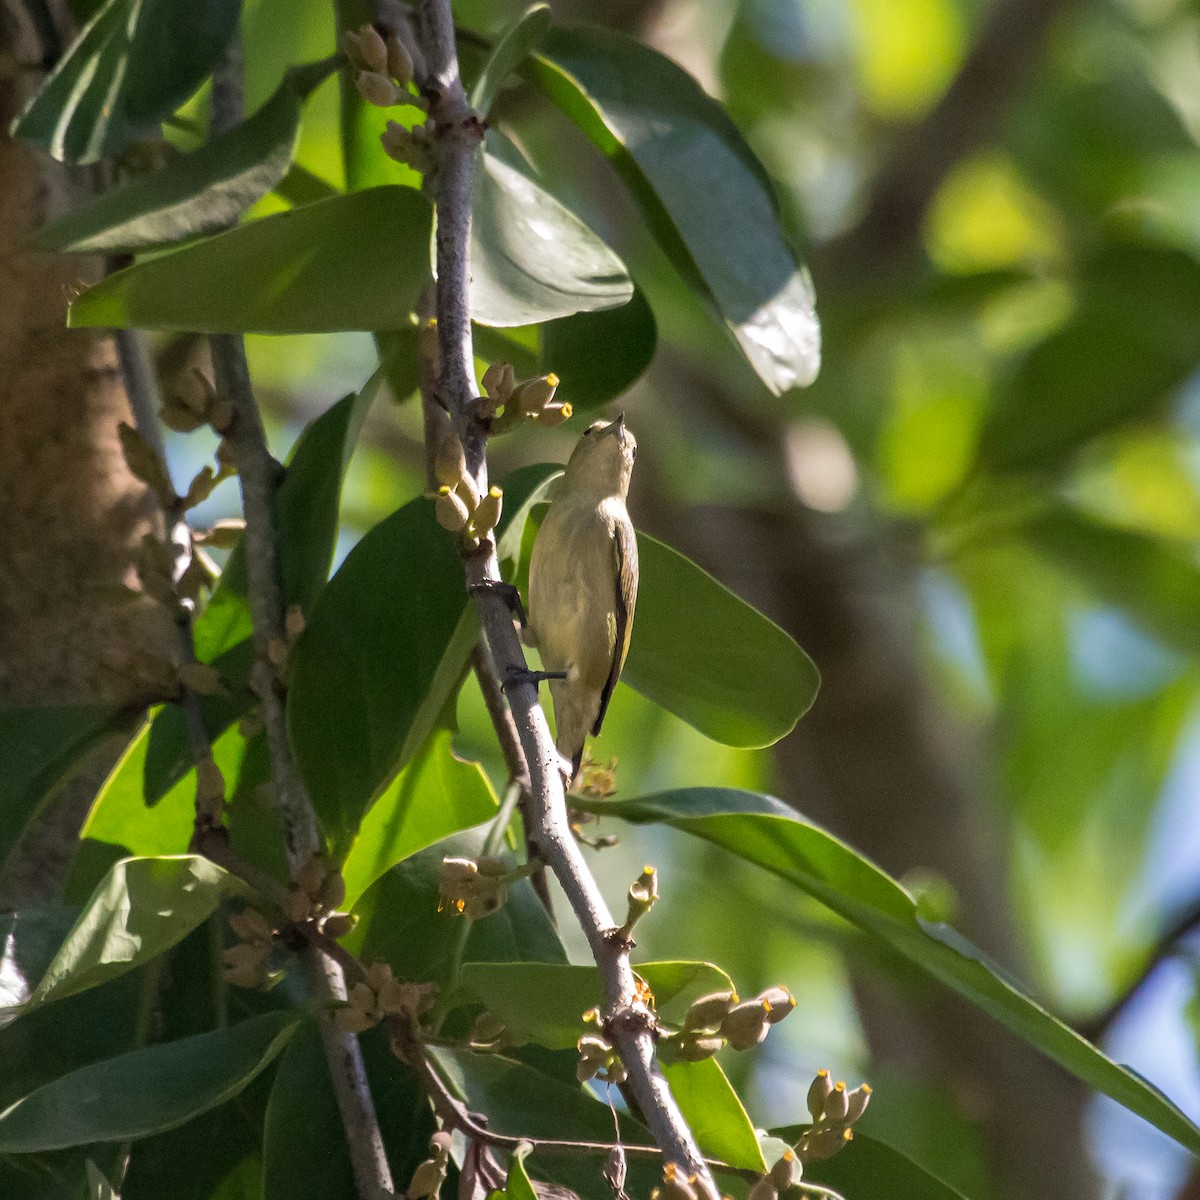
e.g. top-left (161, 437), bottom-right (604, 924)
top-left (626, 531), bottom-right (819, 746)
top-left (290, 464), bottom-right (561, 854)
top-left (0, 1011), bottom-right (299, 1151)
top-left (978, 241), bottom-right (1200, 470)
top-left (529, 27), bottom-right (819, 395)
top-left (146, 373), bottom-right (385, 805)
top-left (340, 729), bottom-right (499, 904)
top-left (591, 788), bottom-right (1200, 1157)
top-left (12, 856), bottom-right (239, 1014)
top-left (471, 5), bottom-right (552, 117)
top-left (11, 0), bottom-right (240, 163)
top-left (661, 1058), bottom-right (764, 1171)
top-left (457, 960), bottom-right (734, 1050)
top-left (503, 1144), bottom-right (539, 1200)
top-left (263, 1020), bottom-right (355, 1200)
top-left (770, 1128), bottom-right (968, 1199)
top-left (287, 498), bottom-right (472, 853)
top-left (0, 706), bottom-right (133, 873)
top-left (1025, 503), bottom-right (1200, 657)
top-left (69, 187), bottom-right (433, 333)
top-left (472, 136), bottom-right (633, 327)
top-left (33, 62), bottom-right (334, 255)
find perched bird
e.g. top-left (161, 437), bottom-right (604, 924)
top-left (526, 415), bottom-right (638, 782)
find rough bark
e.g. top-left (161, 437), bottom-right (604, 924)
top-left (0, 4), bottom-right (173, 904)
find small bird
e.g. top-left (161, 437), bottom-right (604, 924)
top-left (526, 415), bottom-right (638, 782)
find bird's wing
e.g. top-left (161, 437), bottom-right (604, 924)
top-left (592, 515), bottom-right (638, 737)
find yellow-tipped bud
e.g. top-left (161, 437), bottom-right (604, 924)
top-left (535, 401), bottom-right (572, 427)
top-left (806, 1068), bottom-right (833, 1122)
top-left (435, 486), bottom-right (470, 531)
top-left (472, 486), bottom-right (503, 536)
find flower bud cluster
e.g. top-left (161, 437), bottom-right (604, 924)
top-left (161, 367), bottom-right (234, 436)
top-left (285, 854), bottom-right (349, 926)
top-left (576, 1032), bottom-right (627, 1086)
top-left (481, 362), bottom-right (571, 431)
top-left (343, 23), bottom-right (424, 109)
top-left (431, 430), bottom-right (504, 550)
top-left (747, 1148), bottom-right (802, 1200)
top-left (668, 984), bottom-right (796, 1062)
top-left (406, 1131), bottom-right (451, 1200)
top-left (650, 1162), bottom-right (720, 1200)
top-left (795, 1069), bottom-right (872, 1163)
top-left (437, 855), bottom-right (511, 918)
top-left (223, 907), bottom-right (276, 989)
top-left (333, 961), bottom-right (435, 1035)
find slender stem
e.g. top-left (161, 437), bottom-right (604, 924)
top-left (114, 330), bottom-right (213, 816)
top-left (415, 2), bottom-right (714, 1188)
top-left (207, 39), bottom-right (395, 1200)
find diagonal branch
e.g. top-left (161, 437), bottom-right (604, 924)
top-left (208, 38), bottom-right (395, 1200)
top-left (415, 1), bottom-right (715, 1189)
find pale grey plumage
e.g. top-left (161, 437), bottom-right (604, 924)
top-left (527, 416), bottom-right (638, 780)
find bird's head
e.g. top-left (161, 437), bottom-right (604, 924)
top-left (563, 413), bottom-right (637, 498)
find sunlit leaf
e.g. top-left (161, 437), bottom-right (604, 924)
top-left (471, 5), bottom-right (552, 117)
top-left (471, 137), bottom-right (633, 327)
top-left (11, 0), bottom-right (240, 163)
top-left (528, 27), bottom-right (819, 395)
top-left (7, 856), bottom-right (239, 1015)
top-left (69, 187), bottom-right (433, 333)
top-left (340, 729), bottom-right (498, 902)
top-left (590, 788), bottom-right (1200, 1156)
top-left (34, 60), bottom-right (335, 254)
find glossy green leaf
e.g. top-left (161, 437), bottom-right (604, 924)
top-left (11, 856), bottom-right (239, 1014)
top-left (340, 729), bottom-right (499, 903)
top-left (0, 706), bottom-right (132, 873)
top-left (0, 1011), bottom-right (299, 1151)
top-left (11, 0), bottom-right (240, 163)
top-left (661, 1058), bottom-right (764, 1171)
top-left (529, 27), bottom-right (819, 395)
top-left (591, 788), bottom-right (1200, 1156)
top-left (287, 498), bottom-right (472, 853)
top-left (34, 61), bottom-right (334, 255)
top-left (69, 187), bottom-right (433, 333)
top-left (263, 1020), bottom-right (354, 1200)
top-left (471, 5), bottom-right (552, 117)
top-left (1025, 503), bottom-right (1200, 657)
top-left (471, 137), bottom-right (633, 327)
top-left (146, 373), bottom-right (385, 805)
top-left (628, 531), bottom-right (819, 745)
top-left (456, 960), bottom-right (734, 1050)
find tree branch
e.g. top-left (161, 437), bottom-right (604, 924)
top-left (1078, 895), bottom-right (1200, 1044)
top-left (208, 39), bottom-right (395, 1200)
top-left (415, 2), bottom-right (714, 1189)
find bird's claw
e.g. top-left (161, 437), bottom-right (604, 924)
top-left (467, 580), bottom-right (528, 628)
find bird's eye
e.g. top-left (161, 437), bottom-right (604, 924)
top-left (631, 447), bottom-right (637, 459)
top-left (583, 428), bottom-right (593, 437)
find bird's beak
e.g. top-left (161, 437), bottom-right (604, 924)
top-left (603, 413), bottom-right (626, 439)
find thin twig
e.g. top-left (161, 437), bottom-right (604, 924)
top-left (114, 329), bottom-right (214, 822)
top-left (207, 38), bottom-right (395, 1200)
top-left (415, 1), bottom-right (715, 1188)
top-left (1078, 896), bottom-right (1200, 1044)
